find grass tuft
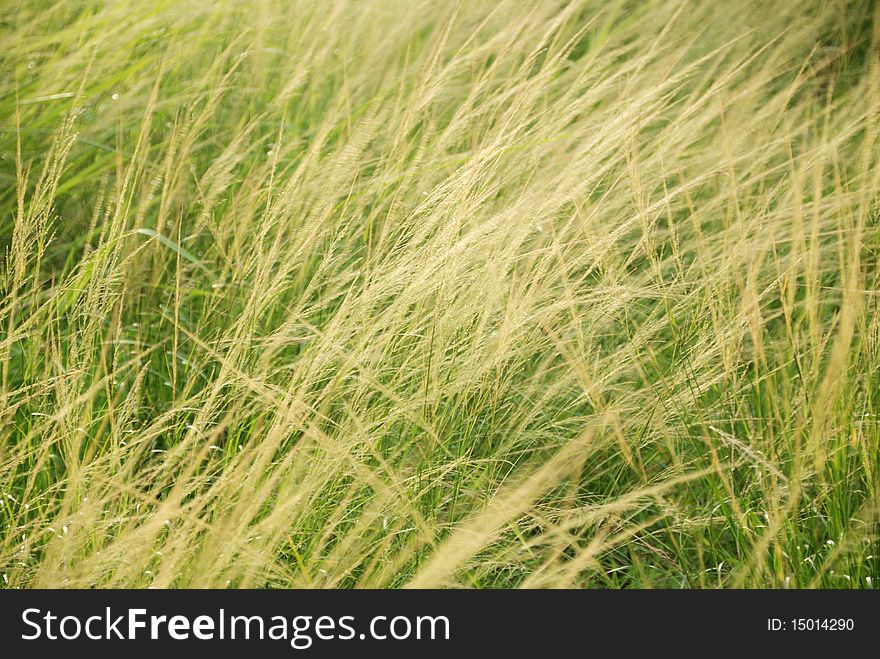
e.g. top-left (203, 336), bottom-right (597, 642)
top-left (0, 0), bottom-right (878, 589)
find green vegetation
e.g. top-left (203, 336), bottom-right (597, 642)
top-left (1, 0), bottom-right (878, 588)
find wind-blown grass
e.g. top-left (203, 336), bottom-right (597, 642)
top-left (0, 0), bottom-right (878, 588)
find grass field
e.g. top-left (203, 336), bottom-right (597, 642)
top-left (0, 0), bottom-right (878, 589)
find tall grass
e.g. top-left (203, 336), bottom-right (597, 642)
top-left (0, 0), bottom-right (878, 588)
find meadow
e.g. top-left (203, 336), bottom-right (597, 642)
top-left (0, 0), bottom-right (878, 588)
